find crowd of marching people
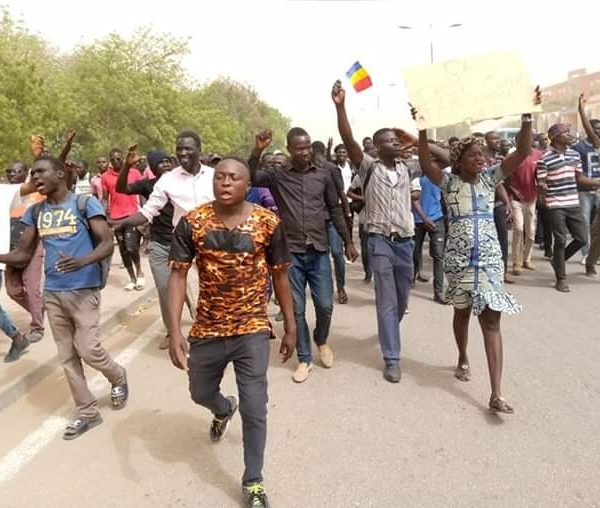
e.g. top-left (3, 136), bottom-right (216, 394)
top-left (1, 81), bottom-right (599, 507)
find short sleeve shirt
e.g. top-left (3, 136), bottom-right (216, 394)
top-left (22, 194), bottom-right (106, 291)
top-left (101, 168), bottom-right (142, 220)
top-left (536, 148), bottom-right (582, 209)
top-left (169, 203), bottom-right (290, 340)
top-left (358, 153), bottom-right (420, 237)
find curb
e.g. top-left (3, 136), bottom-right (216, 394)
top-left (0, 286), bottom-right (157, 413)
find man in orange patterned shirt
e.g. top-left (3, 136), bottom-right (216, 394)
top-left (168, 157), bottom-right (296, 508)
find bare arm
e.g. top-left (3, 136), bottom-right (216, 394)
top-left (58, 129), bottom-right (76, 163)
top-left (0, 227), bottom-right (39, 269)
top-left (55, 217), bottom-right (114, 273)
top-left (116, 146), bottom-right (139, 194)
top-left (271, 267), bottom-right (296, 362)
top-left (501, 115), bottom-right (534, 177)
top-left (576, 172), bottom-right (600, 189)
top-left (248, 130), bottom-right (275, 187)
top-left (332, 81), bottom-right (364, 168)
top-left (167, 267), bottom-right (189, 370)
top-left (417, 130), bottom-right (444, 186)
top-left (579, 93), bottom-right (600, 148)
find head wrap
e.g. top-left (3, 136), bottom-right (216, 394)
top-left (147, 151), bottom-right (169, 172)
top-left (547, 123), bottom-right (570, 141)
top-left (450, 136), bottom-right (483, 172)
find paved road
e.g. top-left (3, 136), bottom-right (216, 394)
top-left (0, 250), bottom-right (599, 507)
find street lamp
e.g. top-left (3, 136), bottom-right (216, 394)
top-left (398, 23), bottom-right (463, 64)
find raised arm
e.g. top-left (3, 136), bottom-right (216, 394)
top-left (116, 145), bottom-right (139, 195)
top-left (59, 129), bottom-right (76, 163)
top-left (410, 105), bottom-right (445, 186)
top-left (332, 80), bottom-right (364, 168)
top-left (248, 130), bottom-right (275, 187)
top-left (579, 93), bottom-right (600, 149)
top-left (500, 87), bottom-right (541, 176)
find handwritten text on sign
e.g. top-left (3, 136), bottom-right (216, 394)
top-left (403, 52), bottom-right (541, 129)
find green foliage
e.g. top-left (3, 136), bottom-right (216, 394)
top-left (0, 11), bottom-right (290, 171)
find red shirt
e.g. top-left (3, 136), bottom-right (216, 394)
top-left (101, 168), bottom-right (142, 219)
top-left (510, 149), bottom-right (542, 203)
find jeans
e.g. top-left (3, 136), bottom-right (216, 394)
top-left (577, 191), bottom-right (600, 255)
top-left (326, 221), bottom-right (345, 291)
top-left (494, 204), bottom-right (509, 272)
top-left (358, 223), bottom-right (371, 277)
top-left (413, 219), bottom-right (445, 298)
top-left (0, 271), bottom-right (19, 339)
top-left (288, 250), bottom-right (333, 363)
top-left (188, 332), bottom-right (270, 484)
top-left (512, 200), bottom-right (537, 266)
top-left (147, 240), bottom-right (195, 331)
top-left (368, 235), bottom-right (414, 366)
top-left (548, 207), bottom-right (586, 281)
top-left (586, 208), bottom-right (600, 266)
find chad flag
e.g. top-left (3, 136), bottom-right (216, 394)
top-left (346, 61), bottom-right (373, 92)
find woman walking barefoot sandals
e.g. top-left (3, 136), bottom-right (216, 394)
top-left (411, 88), bottom-right (541, 413)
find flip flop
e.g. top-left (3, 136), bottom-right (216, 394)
top-left (454, 364), bottom-right (471, 382)
top-left (489, 396), bottom-right (514, 414)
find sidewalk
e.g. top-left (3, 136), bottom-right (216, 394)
top-left (0, 256), bottom-right (157, 412)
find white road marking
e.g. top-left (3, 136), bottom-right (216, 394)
top-left (0, 319), bottom-right (160, 485)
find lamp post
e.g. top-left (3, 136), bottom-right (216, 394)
top-left (398, 23), bottom-right (463, 139)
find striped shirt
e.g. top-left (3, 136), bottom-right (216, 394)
top-left (359, 153), bottom-right (420, 237)
top-left (536, 148), bottom-right (582, 209)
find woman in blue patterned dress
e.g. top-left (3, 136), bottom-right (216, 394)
top-left (413, 102), bottom-right (538, 413)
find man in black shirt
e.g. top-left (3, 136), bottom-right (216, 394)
top-left (249, 128), bottom-right (358, 383)
top-left (113, 147), bottom-right (194, 349)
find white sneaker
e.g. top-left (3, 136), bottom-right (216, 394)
top-left (292, 362), bottom-right (313, 383)
top-left (580, 255), bottom-right (587, 266)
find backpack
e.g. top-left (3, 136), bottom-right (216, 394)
top-left (349, 164), bottom-right (375, 214)
top-left (32, 194), bottom-right (112, 290)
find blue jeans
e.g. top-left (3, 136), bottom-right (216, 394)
top-left (288, 251), bottom-right (334, 363)
top-left (578, 191), bottom-right (600, 255)
top-left (326, 221), bottom-right (345, 291)
top-left (368, 235), bottom-right (414, 366)
top-left (0, 271), bottom-right (19, 339)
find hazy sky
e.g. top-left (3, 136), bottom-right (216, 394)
top-left (6, 0), bottom-right (600, 142)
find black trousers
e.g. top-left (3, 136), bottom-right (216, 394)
top-left (188, 331), bottom-right (270, 484)
top-left (547, 207), bottom-right (586, 281)
top-left (114, 225), bottom-right (141, 271)
top-left (413, 219), bottom-right (445, 298)
top-left (494, 204), bottom-right (509, 272)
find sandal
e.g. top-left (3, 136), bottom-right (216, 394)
top-left (489, 396), bottom-right (514, 414)
top-left (111, 376), bottom-right (129, 410)
top-left (337, 289), bottom-right (348, 304)
top-left (63, 415), bottom-right (103, 440)
top-left (454, 364), bottom-right (471, 382)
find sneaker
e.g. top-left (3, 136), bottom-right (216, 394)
top-left (364, 273), bottom-right (372, 283)
top-left (580, 255), bottom-right (587, 266)
top-left (210, 396), bottom-right (238, 443)
top-left (4, 334), bottom-right (30, 363)
top-left (292, 362), bottom-right (313, 383)
top-left (383, 364), bottom-right (401, 383)
top-left (124, 282), bottom-right (135, 291)
top-left (242, 482), bottom-right (270, 508)
top-left (523, 261), bottom-right (536, 271)
top-left (555, 280), bottom-right (570, 293)
top-left (111, 372), bottom-right (129, 409)
top-left (63, 415), bottom-right (103, 440)
top-left (317, 344), bottom-right (334, 368)
top-left (28, 328), bottom-right (44, 343)
top-left (135, 277), bottom-right (146, 290)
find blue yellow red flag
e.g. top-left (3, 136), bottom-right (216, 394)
top-left (346, 61), bottom-right (372, 92)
